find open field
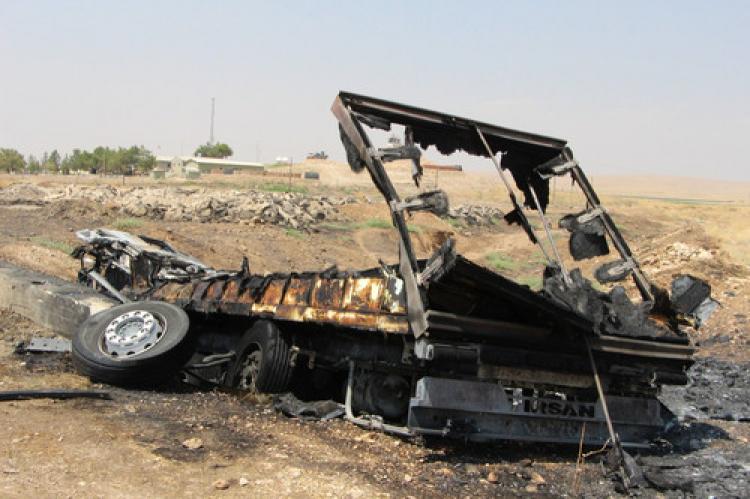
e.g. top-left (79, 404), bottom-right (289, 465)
top-left (0, 164), bottom-right (749, 496)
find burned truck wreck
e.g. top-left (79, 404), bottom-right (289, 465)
top-left (70, 92), bottom-right (715, 449)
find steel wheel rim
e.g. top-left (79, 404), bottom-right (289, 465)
top-left (100, 310), bottom-right (166, 359)
top-left (239, 348), bottom-right (262, 391)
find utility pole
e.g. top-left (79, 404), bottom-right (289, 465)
top-left (209, 97), bottom-right (215, 144)
top-left (288, 157), bottom-right (293, 192)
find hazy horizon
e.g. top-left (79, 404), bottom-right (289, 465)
top-left (2, 1), bottom-right (748, 180)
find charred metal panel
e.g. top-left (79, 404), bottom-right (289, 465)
top-left (259, 279), bottom-right (287, 308)
top-left (342, 277), bottom-right (385, 312)
top-left (190, 281), bottom-right (212, 312)
top-left (408, 377), bottom-right (668, 447)
top-left (217, 278), bottom-right (249, 315)
top-left (282, 278), bottom-right (313, 306)
top-left (311, 278), bottom-right (346, 309)
top-left (145, 268), bottom-right (409, 333)
top-left (383, 277), bottom-right (407, 314)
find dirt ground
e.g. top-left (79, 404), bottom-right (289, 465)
top-left (1, 167), bottom-right (749, 497)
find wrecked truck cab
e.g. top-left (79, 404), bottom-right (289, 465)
top-left (70, 92), bottom-right (715, 448)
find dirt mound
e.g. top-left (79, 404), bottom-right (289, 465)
top-left (0, 183), bottom-right (48, 205)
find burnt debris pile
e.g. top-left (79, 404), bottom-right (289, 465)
top-left (660, 357), bottom-right (750, 422)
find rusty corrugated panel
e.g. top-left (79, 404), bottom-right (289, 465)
top-left (152, 282), bottom-right (187, 301)
top-left (220, 278), bottom-right (242, 301)
top-left (310, 278), bottom-right (345, 309)
top-left (383, 277), bottom-right (407, 314)
top-left (260, 279), bottom-right (287, 306)
top-left (149, 271), bottom-right (408, 334)
top-left (265, 304), bottom-right (409, 334)
top-left (217, 277), bottom-right (251, 314)
top-left (342, 277), bottom-right (385, 312)
top-left (282, 278), bottom-right (313, 306)
top-left (190, 281), bottom-right (212, 312)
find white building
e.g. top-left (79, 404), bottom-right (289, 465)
top-left (154, 156), bottom-right (265, 176)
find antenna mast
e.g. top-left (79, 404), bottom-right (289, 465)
top-left (209, 97), bottom-right (215, 144)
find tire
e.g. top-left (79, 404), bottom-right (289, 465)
top-left (72, 301), bottom-right (191, 386)
top-left (229, 320), bottom-right (294, 394)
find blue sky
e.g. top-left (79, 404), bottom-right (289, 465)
top-left (1, 1), bottom-right (748, 179)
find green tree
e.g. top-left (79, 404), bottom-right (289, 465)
top-left (45, 149), bottom-right (61, 173)
top-left (128, 145), bottom-right (155, 173)
top-left (63, 149), bottom-right (97, 173)
top-left (0, 148), bottom-right (26, 173)
top-left (194, 142), bottom-right (233, 158)
top-left (27, 154), bottom-right (41, 174)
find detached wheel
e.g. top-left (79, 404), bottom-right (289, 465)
top-left (229, 320), bottom-right (294, 394)
top-left (72, 301), bottom-right (191, 386)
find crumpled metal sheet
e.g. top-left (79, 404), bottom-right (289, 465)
top-left (273, 393), bottom-right (344, 420)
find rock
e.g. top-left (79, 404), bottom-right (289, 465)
top-left (127, 203), bottom-right (148, 217)
top-left (438, 467), bottom-right (454, 477)
top-left (182, 437), bottom-right (203, 450)
top-left (213, 479), bottom-right (230, 490)
top-left (529, 471), bottom-right (545, 484)
top-left (644, 470), bottom-right (694, 493)
top-left (238, 477), bottom-right (249, 487)
top-left (524, 484), bottom-right (538, 493)
top-left (0, 183), bottom-right (354, 230)
top-left (486, 471), bottom-right (499, 484)
top-left (403, 474), bottom-right (412, 483)
top-left (446, 204), bottom-right (504, 227)
top-left (464, 463), bottom-right (482, 475)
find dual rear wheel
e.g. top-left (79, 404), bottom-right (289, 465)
top-left (229, 320), bottom-right (295, 393)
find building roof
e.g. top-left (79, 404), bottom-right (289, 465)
top-left (155, 156), bottom-right (264, 168)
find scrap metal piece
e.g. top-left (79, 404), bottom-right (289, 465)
top-left (16, 337), bottom-right (72, 354)
top-left (86, 270), bottom-right (131, 304)
top-left (670, 275), bottom-right (719, 327)
top-left (595, 260), bottom-right (633, 284)
top-left (274, 393), bottom-right (344, 421)
top-left (560, 209), bottom-right (610, 261)
top-left (397, 190), bottom-right (449, 217)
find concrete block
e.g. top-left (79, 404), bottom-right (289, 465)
top-left (0, 260), bottom-right (114, 338)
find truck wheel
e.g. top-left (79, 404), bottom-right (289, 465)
top-left (231, 320), bottom-right (294, 394)
top-left (72, 301), bottom-right (191, 386)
